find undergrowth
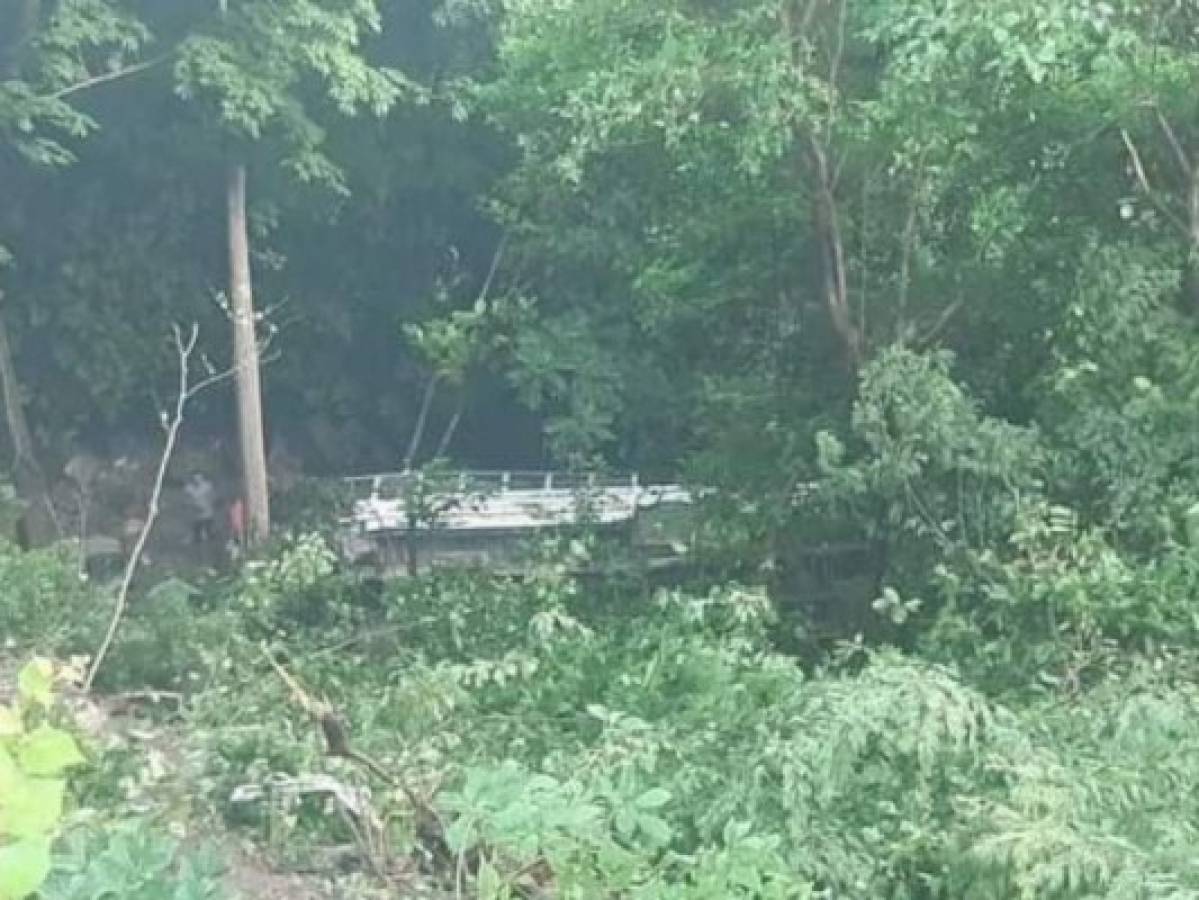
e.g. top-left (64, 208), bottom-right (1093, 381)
top-left (36, 532), bottom-right (1185, 899)
top-left (3, 513), bottom-right (1199, 896)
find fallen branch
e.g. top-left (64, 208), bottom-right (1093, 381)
top-left (261, 646), bottom-right (451, 859)
top-left (109, 689), bottom-right (185, 710)
top-left (262, 648), bottom-right (420, 799)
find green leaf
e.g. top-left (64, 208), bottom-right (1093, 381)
top-left (1185, 502), bottom-right (1199, 548)
top-left (0, 709), bottom-right (19, 739)
top-left (0, 749), bottom-right (18, 795)
top-left (15, 661), bottom-right (53, 710)
top-left (635, 812), bottom-right (674, 847)
top-left (17, 726), bottom-right (85, 776)
top-left (634, 788), bottom-right (671, 810)
top-left (0, 776), bottom-right (65, 838)
top-left (475, 858), bottom-right (510, 900)
top-left (613, 806), bottom-right (636, 838)
top-left (0, 837), bottom-right (52, 900)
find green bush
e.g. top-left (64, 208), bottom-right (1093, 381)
top-left (0, 544), bottom-right (105, 656)
top-left (173, 549), bottom-right (1199, 897)
top-left (41, 824), bottom-right (227, 900)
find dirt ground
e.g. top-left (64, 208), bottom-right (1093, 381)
top-left (221, 845), bottom-right (337, 899)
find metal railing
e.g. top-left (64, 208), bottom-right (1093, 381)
top-left (341, 470), bottom-right (692, 534)
top-left (343, 469), bottom-right (649, 499)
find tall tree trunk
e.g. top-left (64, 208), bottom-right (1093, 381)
top-left (0, 0), bottom-right (58, 546)
top-left (808, 138), bottom-right (862, 373)
top-left (0, 294), bottom-right (56, 544)
top-left (227, 163), bottom-right (270, 544)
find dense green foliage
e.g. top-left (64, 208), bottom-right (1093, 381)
top-left (7, 0), bottom-right (1199, 896)
top-left (7, 533), bottom-right (1199, 897)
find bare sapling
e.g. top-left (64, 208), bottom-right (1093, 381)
top-left (84, 324), bottom-right (239, 691)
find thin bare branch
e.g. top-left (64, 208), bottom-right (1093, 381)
top-left (896, 185), bottom-right (921, 344)
top-left (1154, 108), bottom-right (1192, 178)
top-left (1120, 128), bottom-right (1191, 238)
top-left (404, 375), bottom-right (440, 469)
top-left (405, 239), bottom-right (505, 468)
top-left (916, 296), bottom-right (965, 347)
top-left (433, 388), bottom-right (466, 459)
top-left (185, 322), bottom-right (277, 398)
top-left (477, 234), bottom-right (508, 305)
top-left (49, 53), bottom-right (170, 101)
top-left (826, 0), bottom-right (848, 139)
top-left (84, 324), bottom-right (235, 691)
top-left (185, 366), bottom-right (239, 399)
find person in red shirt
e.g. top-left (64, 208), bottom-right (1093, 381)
top-left (227, 496), bottom-right (246, 561)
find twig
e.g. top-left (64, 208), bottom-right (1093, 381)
top-left (826, 0), bottom-right (848, 140)
top-left (916, 296), bottom-right (965, 347)
top-left (783, 0), bottom-right (820, 52)
top-left (405, 237), bottom-right (505, 468)
top-left (798, 0), bottom-right (819, 34)
top-left (75, 488), bottom-right (89, 579)
top-left (49, 54), bottom-right (170, 100)
top-left (1154, 108), bottom-right (1192, 179)
top-left (506, 856), bottom-right (553, 893)
top-left (262, 649), bottom-right (415, 795)
top-left (310, 617), bottom-right (438, 658)
top-left (1120, 128), bottom-right (1191, 238)
top-left (334, 802), bottom-right (391, 884)
top-left (110, 689), bottom-right (185, 709)
top-left (896, 174), bottom-right (923, 343)
top-left (432, 388), bottom-right (466, 459)
top-left (477, 235), bottom-right (507, 305)
top-left (404, 375), bottom-right (440, 469)
top-left (84, 324), bottom-right (233, 691)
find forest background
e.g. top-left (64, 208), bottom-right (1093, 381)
top-left (5, 0), bottom-right (1199, 898)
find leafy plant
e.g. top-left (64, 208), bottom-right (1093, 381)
top-left (0, 658), bottom-right (86, 900)
top-left (41, 823), bottom-right (227, 900)
top-left (0, 543), bottom-right (105, 656)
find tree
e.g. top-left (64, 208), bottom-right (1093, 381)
top-left (475, 0), bottom-right (1199, 580)
top-left (1, 0), bottom-right (505, 482)
top-left (172, 0), bottom-right (412, 543)
top-left (0, 0), bottom-right (151, 543)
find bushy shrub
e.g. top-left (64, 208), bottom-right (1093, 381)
top-left (173, 547), bottom-right (1199, 897)
top-left (0, 543), bottom-right (105, 656)
top-left (89, 578), bottom-right (240, 694)
top-left (926, 502), bottom-right (1199, 690)
top-left (41, 824), bottom-right (227, 900)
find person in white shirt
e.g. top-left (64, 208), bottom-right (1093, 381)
top-left (184, 472), bottom-right (216, 545)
